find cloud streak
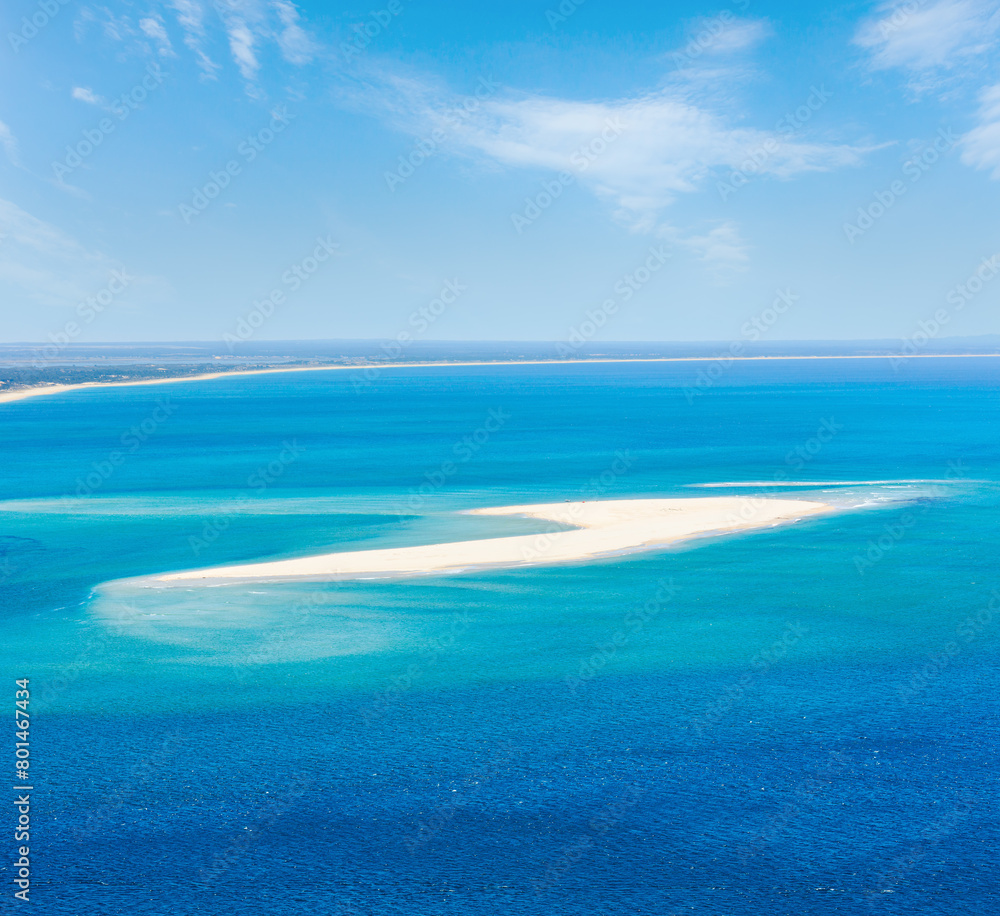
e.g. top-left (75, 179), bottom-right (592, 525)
top-left (71, 87), bottom-right (104, 106)
top-left (359, 74), bottom-right (871, 239)
top-left (0, 122), bottom-right (20, 167)
top-left (273, 0), bottom-right (317, 64)
top-left (700, 17), bottom-right (772, 54)
top-left (140, 15), bottom-right (177, 57)
top-left (854, 0), bottom-right (1000, 82)
top-left (854, 1), bottom-right (1000, 181)
top-left (164, 0), bottom-right (316, 87)
top-left (82, 0), bottom-right (318, 87)
top-left (961, 83), bottom-right (1000, 177)
top-left (168, 0), bottom-right (221, 76)
top-left (0, 199), bottom-right (124, 308)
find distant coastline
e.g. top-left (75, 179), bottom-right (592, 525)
top-left (3, 352), bottom-right (1000, 406)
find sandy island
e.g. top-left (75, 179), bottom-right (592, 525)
top-left (149, 496), bottom-right (836, 585)
top-left (3, 352), bottom-right (999, 406)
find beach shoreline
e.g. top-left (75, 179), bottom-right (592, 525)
top-left (144, 496), bottom-right (838, 585)
top-left (2, 352), bottom-right (999, 406)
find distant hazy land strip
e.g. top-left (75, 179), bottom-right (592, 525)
top-left (3, 352), bottom-right (1000, 405)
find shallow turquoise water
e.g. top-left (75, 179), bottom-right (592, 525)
top-left (1, 359), bottom-right (997, 914)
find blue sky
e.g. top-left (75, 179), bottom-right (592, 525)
top-left (1, 0), bottom-right (999, 344)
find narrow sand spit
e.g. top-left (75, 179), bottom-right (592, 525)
top-left (149, 496), bottom-right (836, 585)
top-left (4, 353), bottom-right (998, 406)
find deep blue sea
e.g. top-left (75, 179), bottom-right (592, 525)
top-left (1, 359), bottom-right (998, 915)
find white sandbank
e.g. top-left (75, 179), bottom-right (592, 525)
top-left (150, 496), bottom-right (835, 585)
top-left (3, 352), bottom-right (998, 406)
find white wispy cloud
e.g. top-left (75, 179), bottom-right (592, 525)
top-left (97, 0), bottom-right (319, 88)
top-left (168, 0), bottom-right (221, 77)
top-left (703, 17), bottom-right (773, 54)
top-left (674, 222), bottom-right (751, 267)
top-left (0, 199), bottom-right (170, 321)
top-left (71, 86), bottom-right (104, 106)
top-left (351, 72), bottom-right (870, 269)
top-left (140, 15), bottom-right (176, 57)
top-left (854, 1), bottom-right (1000, 180)
top-left (0, 121), bottom-right (20, 167)
top-left (225, 17), bottom-right (260, 81)
top-left (364, 75), bottom-right (870, 228)
top-left (854, 0), bottom-right (1000, 80)
top-left (74, 1), bottom-right (315, 91)
top-left (961, 83), bottom-right (1000, 176)
top-left (273, 0), bottom-right (316, 64)
top-left (93, 6), bottom-right (136, 43)
top-left (669, 14), bottom-right (773, 75)
top-left (0, 198), bottom-right (122, 308)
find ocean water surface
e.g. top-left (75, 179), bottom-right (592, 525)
top-left (1, 359), bottom-right (998, 914)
